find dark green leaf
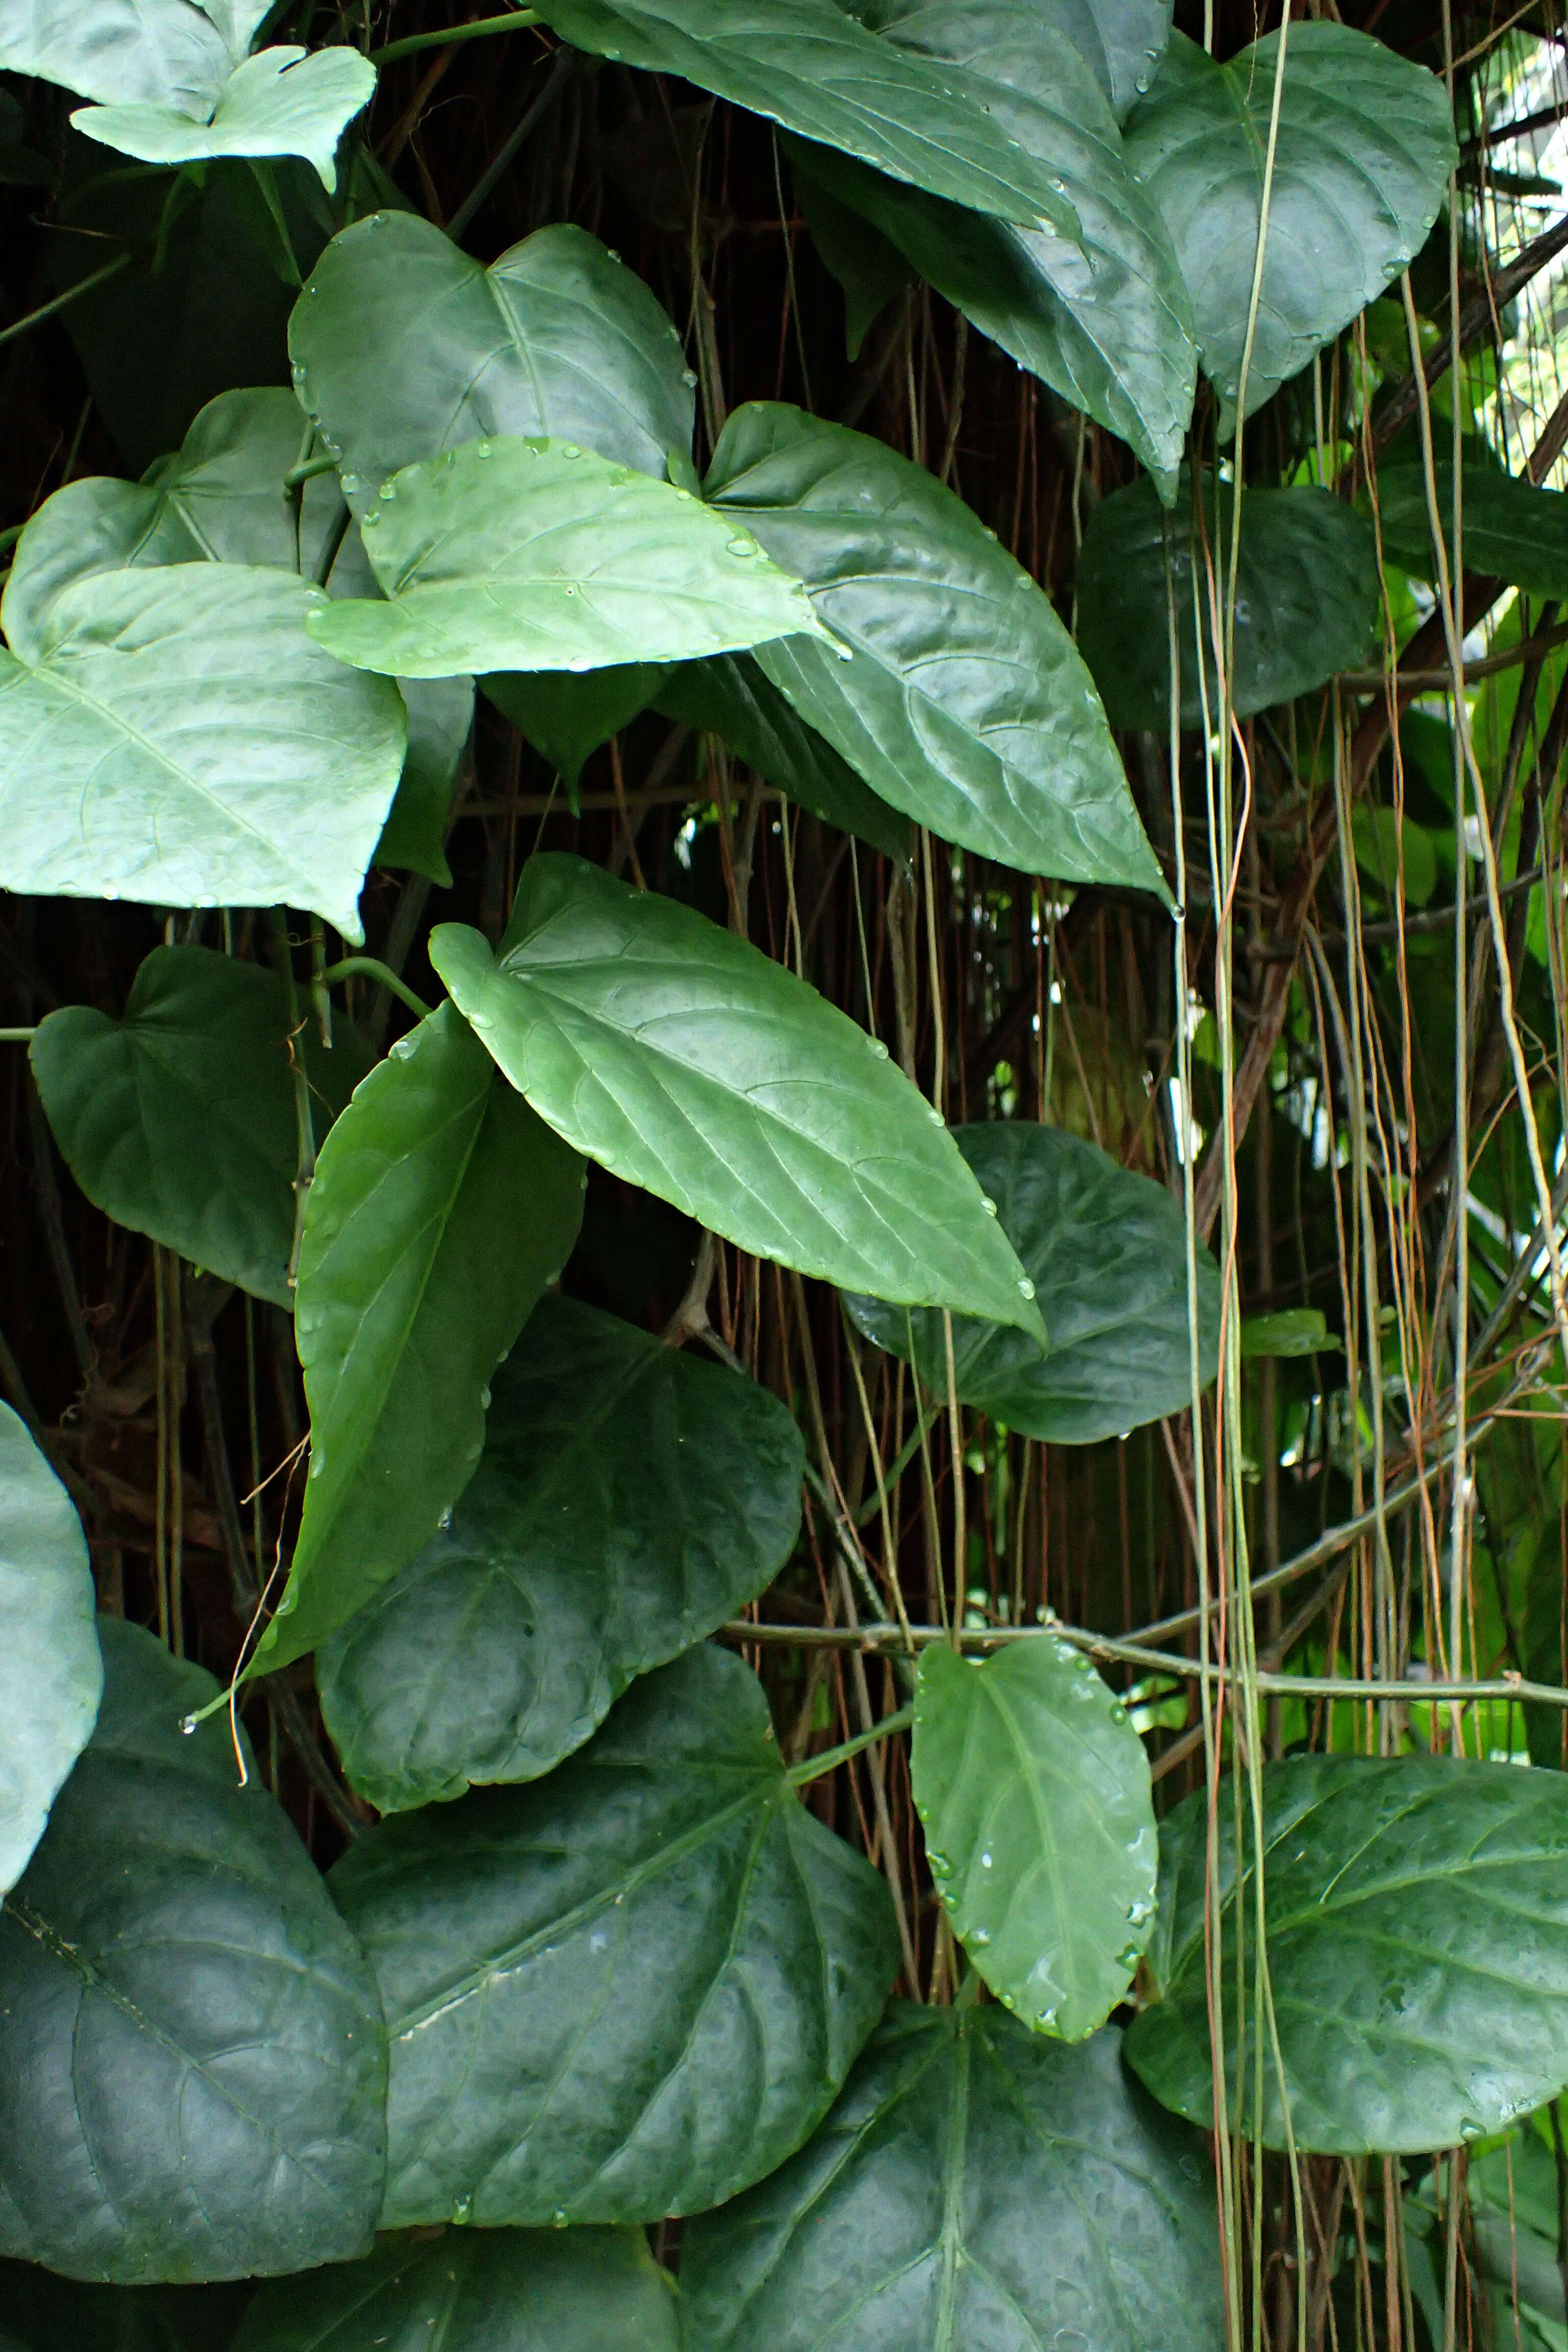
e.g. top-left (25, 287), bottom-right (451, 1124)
top-left (680, 2005), bottom-right (1223, 2352)
top-left (329, 1643), bottom-right (900, 2227)
top-left (73, 45), bottom-right (377, 192)
top-left (1375, 452), bottom-right (1568, 600)
top-left (0, 2261), bottom-right (250, 2352)
top-left (0, 1406), bottom-right (100, 1895)
top-left (913, 1638), bottom-right (1157, 2037)
top-left (1035, 0), bottom-right (1172, 119)
top-left (254, 1003), bottom-right (585, 1675)
top-left (373, 675), bottom-right (474, 883)
top-left (793, 167), bottom-right (912, 358)
top-left (706, 404), bottom-right (1166, 894)
top-left (1128, 1756), bottom-right (1568, 2152)
top-left (317, 1291), bottom-right (805, 1811)
top-left (483, 665), bottom-right (670, 793)
top-left (431, 856), bottom-right (1045, 1338)
top-left (0, 1620), bottom-right (386, 2282)
top-left (848, 1124), bottom-right (1220, 1443)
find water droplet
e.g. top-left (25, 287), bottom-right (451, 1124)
top-left (868, 1035), bottom-right (889, 1057)
top-left (561, 444), bottom-right (583, 459)
top-left (971, 1928), bottom-right (991, 1947)
top-left (564, 584), bottom-right (578, 596)
top-left (100, 884), bottom-right (118, 901)
top-left (180, 1714), bottom-right (199, 1736)
top-left (452, 2195), bottom-right (472, 2222)
top-left (552, 2206), bottom-right (569, 2226)
top-left (980, 1850), bottom-right (993, 1869)
top-left (476, 443), bottom-right (492, 459)
top-left (340, 473), bottom-right (361, 497)
top-left (567, 654), bottom-right (593, 673)
top-left (682, 369), bottom-right (698, 389)
top-left (1110, 1702), bottom-right (1128, 1724)
top-left (981, 1194), bottom-right (997, 1216)
top-left (589, 1929), bottom-right (608, 1953)
top-left (363, 508), bottom-right (381, 527)
top-left (438, 1507), bottom-right (452, 1530)
top-left (674, 487), bottom-right (694, 502)
top-left (726, 536), bottom-right (757, 557)
top-left (479, 1386), bottom-right (491, 1409)
top-left (1017, 1276), bottom-right (1036, 1300)
top-left (309, 1450), bottom-right (326, 1478)
top-left (927, 1106), bottom-right (944, 1125)
top-left (1126, 1897), bottom-right (1154, 1928)
top-left (1118, 1944), bottom-right (1141, 1971)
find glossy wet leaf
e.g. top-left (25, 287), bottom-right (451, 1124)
top-left (0, 0), bottom-right (265, 110)
top-left (913, 1638), bottom-right (1157, 2038)
top-left (681, 2005), bottom-right (1223, 2352)
top-left (484, 664), bottom-right (669, 793)
top-left (73, 43), bottom-right (376, 192)
top-left (1375, 451), bottom-right (1568, 600)
top-left (0, 1620), bottom-right (386, 2282)
top-left (0, 2261), bottom-right (250, 2352)
top-left (317, 1292), bottom-right (805, 1811)
top-left (848, 1124), bottom-right (1219, 1443)
top-left (1076, 471), bottom-right (1380, 730)
top-left (0, 1407), bottom-right (100, 1897)
top-left (254, 1003), bottom-right (585, 1676)
top-left (1036, 0), bottom-right (1171, 118)
top-left (330, 1643), bottom-right (900, 2227)
top-left (706, 404), bottom-right (1164, 892)
top-left (432, 856), bottom-right (1044, 1338)
top-left (1124, 26), bottom-right (1456, 425)
top-left (309, 437), bottom-right (825, 680)
top-left (31, 944), bottom-right (369, 1310)
top-left (1126, 1755), bottom-right (1568, 2152)
top-left (289, 214), bottom-right (695, 514)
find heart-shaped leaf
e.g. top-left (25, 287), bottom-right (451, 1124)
top-left (1375, 449), bottom-right (1568, 600)
top-left (0, 0), bottom-right (263, 110)
top-left (0, 1407), bottom-right (100, 1897)
top-left (1035, 0), bottom-right (1172, 119)
top-left (680, 2006), bottom-right (1223, 2352)
top-left (329, 1643), bottom-right (900, 2227)
top-left (483, 664), bottom-right (671, 793)
top-left (431, 855), bottom-right (1045, 1338)
top-left (705, 404), bottom-right (1166, 894)
top-left (317, 1292), bottom-right (805, 1810)
top-left (74, 43), bottom-right (376, 192)
top-left (0, 1620), bottom-right (386, 2282)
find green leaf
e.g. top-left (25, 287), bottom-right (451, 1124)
top-left (0, 1407), bottom-right (100, 1897)
top-left (254, 1002), bottom-right (585, 1675)
top-left (793, 167), bottom-right (912, 358)
top-left (1239, 1307), bottom-right (1340, 1359)
top-left (329, 1643), bottom-right (900, 2227)
top-left (1035, 0), bottom-right (1172, 120)
top-left (1124, 26), bottom-right (1456, 427)
top-left (483, 665), bottom-right (670, 793)
top-left (31, 944), bottom-right (370, 1311)
top-left (1352, 804), bottom-right (1438, 908)
top-left (308, 437), bottom-right (826, 681)
top-left (1076, 470), bottom-right (1380, 731)
top-left (373, 675), bottom-right (473, 883)
top-left (532, 0), bottom-right (1084, 237)
top-left (1127, 1756), bottom-right (1568, 2152)
top-left (0, 562), bottom-right (406, 938)
top-left (706, 404), bottom-right (1166, 894)
top-left (0, 0), bottom-right (265, 110)
top-left (72, 44), bottom-right (376, 193)
top-left (913, 1638), bottom-right (1158, 2039)
top-left (0, 2262), bottom-right (249, 2352)
top-left (847, 1124), bottom-right (1220, 1444)
top-left (232, 2227), bottom-right (680, 2352)
top-left (680, 2005), bottom-right (1223, 2352)
top-left (431, 856), bottom-right (1045, 1338)
top-left (0, 1619), bottom-right (386, 2282)
top-left (1375, 452), bottom-right (1568, 601)
top-left (317, 1291), bottom-right (805, 1811)
top-left (289, 214), bottom-right (696, 513)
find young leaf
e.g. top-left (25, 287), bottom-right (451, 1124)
top-left (329, 1644), bottom-right (900, 2227)
top-left (317, 1292), bottom-right (806, 1810)
top-left (1128, 1756), bottom-right (1568, 2152)
top-left (0, 0), bottom-right (262, 111)
top-left (30, 944), bottom-right (370, 1310)
top-left (431, 855), bottom-right (1045, 1338)
top-left (848, 1123), bottom-right (1221, 1444)
top-left (913, 1639), bottom-right (1158, 2039)
top-left (72, 43), bottom-right (377, 193)
top-left (0, 1620), bottom-right (386, 2283)
top-left (483, 664), bottom-right (670, 793)
top-left (308, 437), bottom-right (826, 680)
top-left (680, 2006), bottom-right (1223, 2352)
top-left (253, 1003), bottom-right (585, 1675)
top-left (0, 2263), bottom-right (249, 2352)
top-left (1375, 450), bottom-right (1568, 600)
top-left (1124, 26), bottom-right (1456, 427)
top-left (704, 403), bottom-right (1167, 895)
top-left (0, 1407), bottom-right (100, 1897)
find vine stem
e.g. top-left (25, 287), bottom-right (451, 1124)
top-left (371, 9), bottom-right (539, 66)
top-left (0, 252), bottom-right (132, 351)
top-left (785, 1705), bottom-right (915, 1787)
top-left (318, 955), bottom-right (433, 1021)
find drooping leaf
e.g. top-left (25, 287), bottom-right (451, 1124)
top-left (232, 2227), bottom-right (680, 2352)
top-left (309, 437), bottom-right (826, 680)
top-left (317, 1292), bottom-right (805, 1810)
top-left (793, 166), bottom-right (912, 358)
top-left (1076, 470), bottom-right (1380, 730)
top-left (1123, 26), bottom-right (1456, 427)
top-left (73, 44), bottom-right (376, 192)
top-left (680, 2005), bottom-right (1223, 2352)
top-left (913, 1638), bottom-right (1158, 2038)
top-left (373, 675), bottom-right (474, 883)
top-left (1127, 1755), bottom-right (1568, 2152)
top-left (289, 214), bottom-right (696, 513)
top-left (31, 945), bottom-right (370, 1310)
top-left (1374, 450), bottom-right (1568, 600)
top-left (0, 1408), bottom-right (100, 1897)
top-left (0, 0), bottom-right (264, 111)
top-left (705, 404), bottom-right (1166, 894)
top-left (329, 1643), bottom-right (900, 2227)
top-left (483, 664), bottom-right (670, 793)
top-left (0, 2261), bottom-right (250, 2352)
top-left (0, 1619), bottom-right (386, 2282)
top-left (1036, 0), bottom-right (1172, 120)
top-left (848, 1123), bottom-right (1220, 1443)
top-left (431, 856), bottom-right (1045, 1338)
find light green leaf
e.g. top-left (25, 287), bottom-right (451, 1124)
top-left (329, 1644), bottom-right (900, 2227)
top-left (0, 1408), bottom-right (100, 1898)
top-left (680, 2005), bottom-right (1223, 2352)
top-left (913, 1638), bottom-right (1157, 2039)
top-left (1124, 26), bottom-right (1456, 427)
top-left (1128, 1756), bottom-right (1568, 2152)
top-left (289, 214), bottom-right (696, 513)
top-left (793, 167), bottom-right (912, 358)
top-left (1076, 470), bottom-right (1380, 730)
top-left (483, 664), bottom-right (670, 793)
top-left (0, 562), bottom-right (406, 939)
top-left (0, 0), bottom-right (258, 110)
top-left (705, 404), bottom-right (1165, 893)
top-left (0, 2262), bottom-right (248, 2352)
top-left (1375, 451), bottom-right (1568, 601)
top-left (431, 855), bottom-right (1045, 1338)
top-left (1352, 804), bottom-right (1438, 908)
top-left (253, 1002), bottom-right (585, 1675)
top-left (0, 1620), bottom-right (386, 2283)
top-left (232, 2228), bottom-right (680, 2352)
top-left (317, 1292), bottom-right (805, 1810)
top-left (308, 437), bottom-right (825, 680)
top-left (1239, 1307), bottom-right (1339, 1359)
top-left (73, 43), bottom-right (376, 193)
top-left (848, 1124), bottom-right (1220, 1444)
top-left (1035, 0), bottom-right (1172, 119)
